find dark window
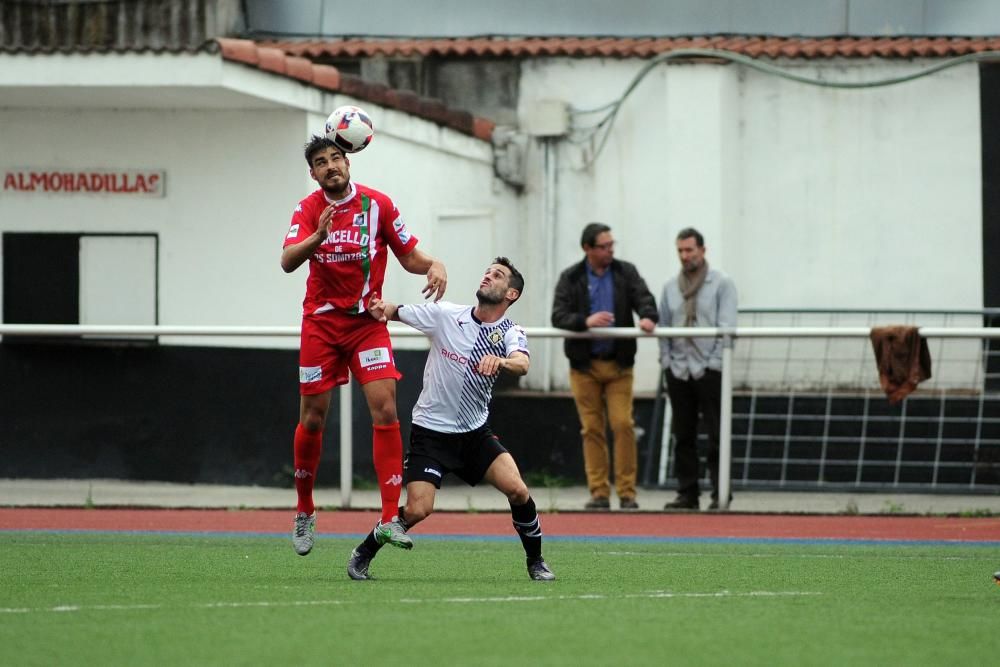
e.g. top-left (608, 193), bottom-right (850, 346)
top-left (3, 233), bottom-right (80, 325)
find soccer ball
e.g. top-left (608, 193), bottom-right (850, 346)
top-left (324, 105), bottom-right (375, 153)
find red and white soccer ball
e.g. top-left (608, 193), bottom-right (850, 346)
top-left (324, 105), bottom-right (375, 154)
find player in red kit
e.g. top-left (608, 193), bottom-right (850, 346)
top-left (281, 135), bottom-right (447, 556)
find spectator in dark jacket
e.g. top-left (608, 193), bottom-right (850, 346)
top-left (551, 223), bottom-right (658, 510)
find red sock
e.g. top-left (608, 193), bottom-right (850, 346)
top-left (372, 422), bottom-right (403, 524)
top-left (293, 423), bottom-right (323, 515)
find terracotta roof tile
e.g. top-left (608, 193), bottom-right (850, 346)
top-left (395, 90), bottom-right (421, 115)
top-left (261, 35), bottom-right (1000, 60)
top-left (217, 38), bottom-right (258, 65)
top-left (312, 64), bottom-right (341, 90)
top-left (285, 55), bottom-right (315, 83)
top-left (256, 46), bottom-right (288, 75)
top-left (212, 39), bottom-right (494, 144)
top-left (444, 109), bottom-right (475, 134)
top-left (473, 117), bottom-right (496, 143)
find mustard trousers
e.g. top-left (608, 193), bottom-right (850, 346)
top-left (569, 360), bottom-right (637, 500)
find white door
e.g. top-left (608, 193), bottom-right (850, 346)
top-left (79, 235), bottom-right (157, 329)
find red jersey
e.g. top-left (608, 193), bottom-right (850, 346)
top-left (284, 182), bottom-right (418, 316)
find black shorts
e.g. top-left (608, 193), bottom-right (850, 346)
top-left (403, 422), bottom-right (508, 488)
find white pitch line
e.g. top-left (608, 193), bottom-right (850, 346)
top-left (0, 600), bottom-right (349, 614)
top-left (200, 600), bottom-right (350, 609)
top-left (0, 589), bottom-right (822, 614)
top-left (603, 550), bottom-right (974, 561)
top-left (1, 604), bottom-right (162, 614)
top-left (400, 590), bottom-right (822, 604)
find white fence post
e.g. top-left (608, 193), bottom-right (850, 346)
top-left (719, 335), bottom-right (734, 511)
top-left (339, 382), bottom-right (352, 508)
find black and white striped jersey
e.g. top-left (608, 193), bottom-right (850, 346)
top-left (398, 301), bottom-right (529, 433)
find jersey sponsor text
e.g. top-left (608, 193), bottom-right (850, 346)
top-left (441, 347), bottom-right (469, 365)
top-left (325, 229), bottom-right (369, 246)
top-left (315, 251), bottom-right (364, 263)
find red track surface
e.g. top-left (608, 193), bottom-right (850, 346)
top-left (2, 508), bottom-right (999, 542)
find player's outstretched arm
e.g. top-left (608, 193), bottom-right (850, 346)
top-left (476, 351), bottom-right (529, 377)
top-left (368, 297), bottom-right (399, 323)
top-left (398, 248), bottom-right (447, 301)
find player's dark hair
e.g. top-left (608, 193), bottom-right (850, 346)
top-left (676, 227), bottom-right (705, 247)
top-left (304, 135), bottom-right (343, 166)
top-left (494, 256), bottom-right (524, 303)
top-left (580, 222), bottom-right (611, 248)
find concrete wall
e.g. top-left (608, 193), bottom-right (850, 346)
top-left (516, 57), bottom-right (983, 391)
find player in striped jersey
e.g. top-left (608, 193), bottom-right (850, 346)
top-left (347, 257), bottom-right (556, 581)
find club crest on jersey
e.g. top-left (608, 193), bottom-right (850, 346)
top-left (359, 347), bottom-right (390, 368)
top-left (488, 330), bottom-right (503, 344)
top-left (352, 212), bottom-right (366, 227)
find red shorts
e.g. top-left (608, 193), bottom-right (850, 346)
top-left (298, 311), bottom-right (402, 395)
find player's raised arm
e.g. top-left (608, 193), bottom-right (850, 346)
top-left (281, 204), bottom-right (334, 273)
top-left (398, 247), bottom-right (447, 301)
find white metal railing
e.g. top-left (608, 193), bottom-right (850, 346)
top-left (5, 323), bottom-right (1000, 510)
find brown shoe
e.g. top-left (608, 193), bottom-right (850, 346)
top-left (619, 497), bottom-right (639, 510)
top-left (584, 497), bottom-right (610, 510)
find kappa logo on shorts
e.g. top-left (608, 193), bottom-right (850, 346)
top-left (423, 467), bottom-right (442, 478)
top-left (359, 347), bottom-right (390, 368)
top-left (299, 366), bottom-right (322, 383)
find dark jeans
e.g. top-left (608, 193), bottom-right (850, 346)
top-left (665, 368), bottom-right (722, 499)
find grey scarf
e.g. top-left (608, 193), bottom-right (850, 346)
top-left (677, 261), bottom-right (708, 327)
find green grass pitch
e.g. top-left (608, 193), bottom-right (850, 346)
top-left (1, 532), bottom-right (998, 666)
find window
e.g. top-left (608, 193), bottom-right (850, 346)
top-left (2, 232), bottom-right (158, 343)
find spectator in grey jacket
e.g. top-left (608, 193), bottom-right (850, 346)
top-left (659, 227), bottom-right (738, 511)
top-left (552, 223), bottom-right (658, 510)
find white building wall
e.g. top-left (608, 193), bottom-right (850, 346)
top-left (733, 60), bottom-right (981, 311)
top-left (0, 53), bottom-right (985, 391)
top-left (0, 87), bottom-right (517, 350)
top-left (517, 57), bottom-right (983, 391)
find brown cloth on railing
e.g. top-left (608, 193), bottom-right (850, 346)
top-left (869, 326), bottom-right (932, 404)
